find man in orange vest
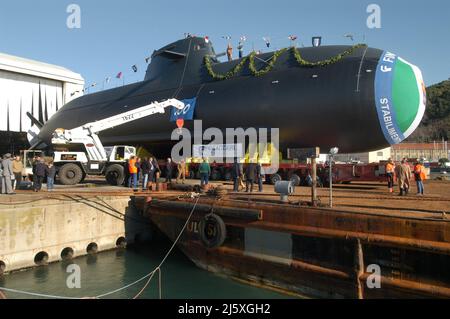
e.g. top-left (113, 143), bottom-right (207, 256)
top-left (385, 158), bottom-right (395, 193)
top-left (413, 159), bottom-right (427, 195)
top-left (128, 156), bottom-right (138, 190)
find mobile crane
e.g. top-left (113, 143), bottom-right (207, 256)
top-left (48, 98), bottom-right (185, 185)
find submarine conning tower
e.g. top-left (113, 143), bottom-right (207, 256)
top-left (144, 36), bottom-right (216, 89)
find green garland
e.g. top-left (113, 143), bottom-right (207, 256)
top-left (204, 43), bottom-right (367, 80)
top-left (204, 55), bottom-right (249, 80)
top-left (248, 48), bottom-right (288, 77)
top-left (292, 43), bottom-right (367, 67)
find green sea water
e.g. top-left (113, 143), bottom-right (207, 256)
top-left (0, 240), bottom-right (293, 299)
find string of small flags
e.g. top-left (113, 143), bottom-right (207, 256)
top-left (81, 33), bottom-right (308, 94)
top-left (82, 54), bottom-right (152, 93)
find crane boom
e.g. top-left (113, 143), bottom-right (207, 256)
top-left (51, 98), bottom-right (185, 161)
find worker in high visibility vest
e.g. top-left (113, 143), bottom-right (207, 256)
top-left (413, 160), bottom-right (427, 195)
top-left (386, 158), bottom-right (395, 193)
top-left (128, 156), bottom-right (138, 190)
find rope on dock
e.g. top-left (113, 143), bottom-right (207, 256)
top-left (0, 195), bottom-right (201, 300)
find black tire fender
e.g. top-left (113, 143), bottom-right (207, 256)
top-left (198, 213), bottom-right (227, 249)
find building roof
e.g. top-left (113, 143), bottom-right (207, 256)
top-left (392, 142), bottom-right (448, 150)
top-left (0, 52), bottom-right (84, 85)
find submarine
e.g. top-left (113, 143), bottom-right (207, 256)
top-left (33, 36), bottom-right (426, 156)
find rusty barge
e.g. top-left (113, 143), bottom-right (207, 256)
top-left (132, 181), bottom-right (450, 299)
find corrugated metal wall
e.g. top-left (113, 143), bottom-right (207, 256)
top-left (0, 70), bottom-right (63, 133)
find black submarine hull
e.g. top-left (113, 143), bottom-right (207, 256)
top-left (36, 37), bottom-right (426, 155)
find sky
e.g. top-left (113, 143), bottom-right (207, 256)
top-left (0, 0), bottom-right (449, 91)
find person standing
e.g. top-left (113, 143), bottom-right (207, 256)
top-left (394, 159), bottom-right (411, 196)
top-left (386, 158), bottom-right (395, 193)
top-left (226, 44), bottom-right (233, 61)
top-left (199, 158), bottom-right (211, 187)
top-left (231, 158), bottom-right (241, 192)
top-left (165, 158), bottom-right (173, 183)
top-left (148, 157), bottom-right (155, 184)
top-left (12, 156), bottom-right (24, 190)
top-left (135, 157), bottom-right (142, 188)
top-left (256, 161), bottom-right (264, 192)
top-left (245, 162), bottom-right (257, 193)
top-left (46, 161), bottom-right (57, 192)
top-left (413, 160), bottom-right (427, 195)
top-left (176, 159), bottom-right (186, 184)
top-left (140, 158), bottom-right (151, 191)
top-left (1, 154), bottom-right (15, 195)
top-left (128, 156), bottom-right (138, 190)
top-left (402, 158), bottom-right (412, 195)
top-left (33, 158), bottom-right (47, 192)
top-left (152, 158), bottom-right (160, 183)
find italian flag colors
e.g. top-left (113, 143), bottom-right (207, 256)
top-left (375, 51), bottom-right (426, 145)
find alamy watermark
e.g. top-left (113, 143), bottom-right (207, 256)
top-left (367, 4), bottom-right (381, 29)
top-left (66, 264), bottom-right (81, 289)
top-left (170, 120), bottom-right (280, 174)
top-left (66, 4), bottom-right (81, 29)
top-left (366, 264), bottom-right (381, 289)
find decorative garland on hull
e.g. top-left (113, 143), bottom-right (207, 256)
top-left (204, 44), bottom-right (367, 80)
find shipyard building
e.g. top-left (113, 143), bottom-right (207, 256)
top-left (0, 52), bottom-right (84, 155)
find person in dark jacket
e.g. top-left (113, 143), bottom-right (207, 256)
top-left (140, 158), bottom-right (151, 191)
top-left (46, 161), bottom-right (57, 192)
top-left (135, 157), bottom-right (142, 187)
top-left (33, 158), bottom-right (47, 192)
top-left (256, 161), bottom-right (264, 192)
top-left (152, 158), bottom-right (160, 182)
top-left (245, 162), bottom-right (257, 193)
top-left (165, 158), bottom-right (173, 183)
top-left (231, 158), bottom-right (242, 192)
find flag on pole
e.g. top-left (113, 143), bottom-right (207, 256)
top-left (132, 65), bottom-right (138, 73)
top-left (240, 36), bottom-right (247, 42)
top-left (288, 35), bottom-right (298, 41)
top-left (145, 56), bottom-right (151, 64)
top-left (204, 36), bottom-right (210, 44)
top-left (105, 77), bottom-right (111, 83)
top-left (263, 37), bottom-right (271, 48)
top-left (116, 72), bottom-right (123, 79)
top-left (91, 83), bottom-right (97, 87)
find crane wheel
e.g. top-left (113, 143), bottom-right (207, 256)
top-left (58, 163), bottom-right (83, 185)
top-left (105, 164), bottom-right (125, 186)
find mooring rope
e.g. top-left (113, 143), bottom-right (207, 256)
top-left (0, 195), bottom-right (201, 300)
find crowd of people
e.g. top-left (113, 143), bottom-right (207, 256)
top-left (124, 156), bottom-right (265, 193)
top-left (0, 154), bottom-right (57, 195)
top-left (385, 158), bottom-right (427, 196)
top-left (2, 152), bottom-right (429, 197)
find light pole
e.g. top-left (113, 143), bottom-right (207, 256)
top-left (329, 147), bottom-right (339, 208)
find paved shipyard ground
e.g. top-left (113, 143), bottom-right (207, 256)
top-left (1, 179), bottom-right (448, 220)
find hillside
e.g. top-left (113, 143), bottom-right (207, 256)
top-left (407, 79), bottom-right (450, 142)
